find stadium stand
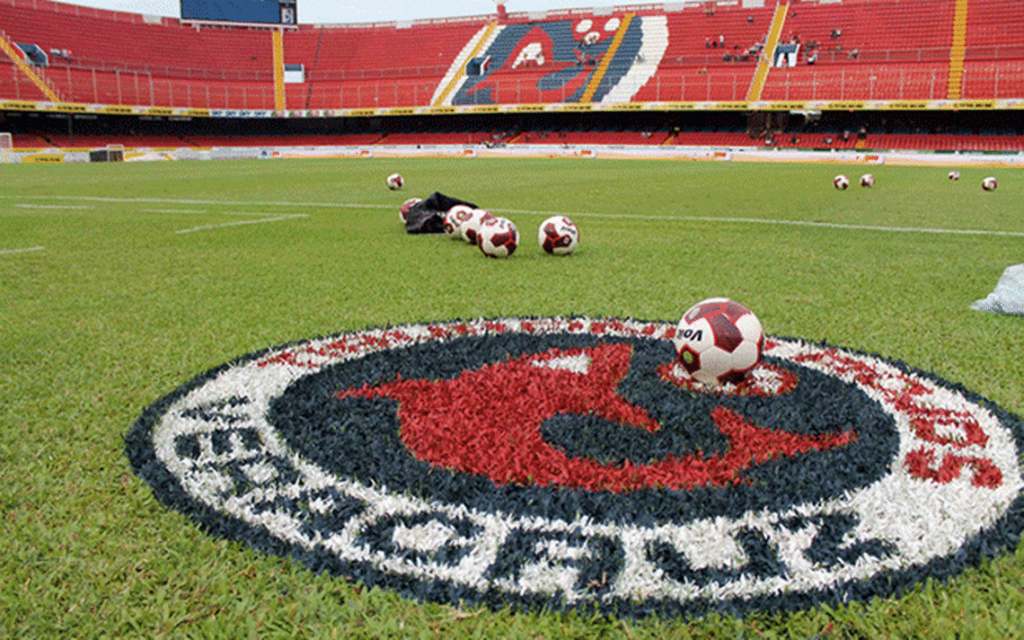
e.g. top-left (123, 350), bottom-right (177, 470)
top-left (1, 0), bottom-right (1022, 152)
top-left (631, 4), bottom-right (776, 102)
top-left (960, 0), bottom-right (1024, 99)
top-left (760, 0), bottom-right (957, 101)
top-left (285, 20), bottom-right (485, 110)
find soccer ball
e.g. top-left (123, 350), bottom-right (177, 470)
top-left (386, 173), bottom-right (404, 190)
top-left (860, 174), bottom-right (875, 187)
top-left (948, 170), bottom-right (961, 181)
top-left (673, 298), bottom-right (764, 385)
top-left (833, 175), bottom-right (849, 190)
top-left (442, 209), bottom-right (463, 239)
top-left (461, 208), bottom-right (497, 245)
top-left (477, 217), bottom-right (519, 258)
top-left (982, 176), bottom-right (998, 191)
top-left (399, 197), bottom-right (421, 224)
top-left (445, 205), bottom-right (475, 240)
top-left (538, 216), bottom-right (580, 255)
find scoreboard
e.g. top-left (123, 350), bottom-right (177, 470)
top-left (181, 0), bottom-right (297, 25)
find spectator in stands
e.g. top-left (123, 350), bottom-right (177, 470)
top-left (848, 48), bottom-right (859, 60)
top-left (831, 29), bottom-right (842, 39)
top-left (807, 52), bottom-right (818, 65)
top-left (719, 34), bottom-right (725, 47)
top-left (706, 37), bottom-right (712, 48)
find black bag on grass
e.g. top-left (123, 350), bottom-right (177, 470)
top-left (404, 191), bottom-right (478, 234)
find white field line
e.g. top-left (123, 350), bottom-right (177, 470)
top-left (176, 214), bottom-right (308, 234)
top-left (0, 194), bottom-right (392, 210)
top-left (14, 203), bottom-right (95, 210)
top-left (144, 209), bottom-right (326, 223)
top-left (142, 208), bottom-right (208, 214)
top-left (3, 194), bottom-right (1021, 238)
top-left (496, 209), bottom-right (1024, 238)
top-left (0, 246), bottom-right (45, 256)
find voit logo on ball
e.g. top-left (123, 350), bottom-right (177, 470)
top-left (126, 316), bottom-right (1024, 619)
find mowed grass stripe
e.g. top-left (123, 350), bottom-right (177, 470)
top-left (4, 193), bottom-right (1022, 238)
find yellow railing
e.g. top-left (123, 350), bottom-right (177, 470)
top-left (946, 0), bottom-right (970, 99)
top-left (746, 2), bottom-right (789, 102)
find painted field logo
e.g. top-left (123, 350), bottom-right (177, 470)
top-left (126, 318), bottom-right (1024, 619)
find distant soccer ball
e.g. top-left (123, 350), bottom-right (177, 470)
top-left (948, 170), bottom-right (961, 181)
top-left (461, 208), bottom-right (497, 246)
top-left (982, 176), bottom-right (998, 191)
top-left (477, 217), bottom-right (519, 258)
top-left (538, 216), bottom-right (580, 255)
top-left (445, 205), bottom-right (475, 240)
top-left (673, 298), bottom-right (764, 385)
top-left (386, 173), bottom-right (404, 190)
top-left (860, 174), bottom-right (875, 187)
top-left (833, 175), bottom-right (849, 190)
top-left (399, 197), bottom-right (421, 224)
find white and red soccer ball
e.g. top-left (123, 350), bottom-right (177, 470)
top-left (386, 173), bottom-right (404, 190)
top-left (982, 176), bottom-right (998, 191)
top-left (859, 174), bottom-right (875, 187)
top-left (833, 175), bottom-right (850, 190)
top-left (948, 170), bottom-right (961, 181)
top-left (673, 298), bottom-right (764, 385)
top-left (399, 197), bottom-right (421, 224)
top-left (478, 217), bottom-right (519, 258)
top-left (462, 208), bottom-right (497, 246)
top-left (444, 205), bottom-right (474, 240)
top-left (538, 216), bottom-right (580, 255)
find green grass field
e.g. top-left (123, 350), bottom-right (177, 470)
top-left (2, 157), bottom-right (1023, 638)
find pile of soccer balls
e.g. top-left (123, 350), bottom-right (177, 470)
top-left (390, 173), bottom-right (580, 259)
top-left (393, 175), bottom-right (766, 386)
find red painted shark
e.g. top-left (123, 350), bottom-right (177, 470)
top-left (336, 343), bottom-right (855, 493)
